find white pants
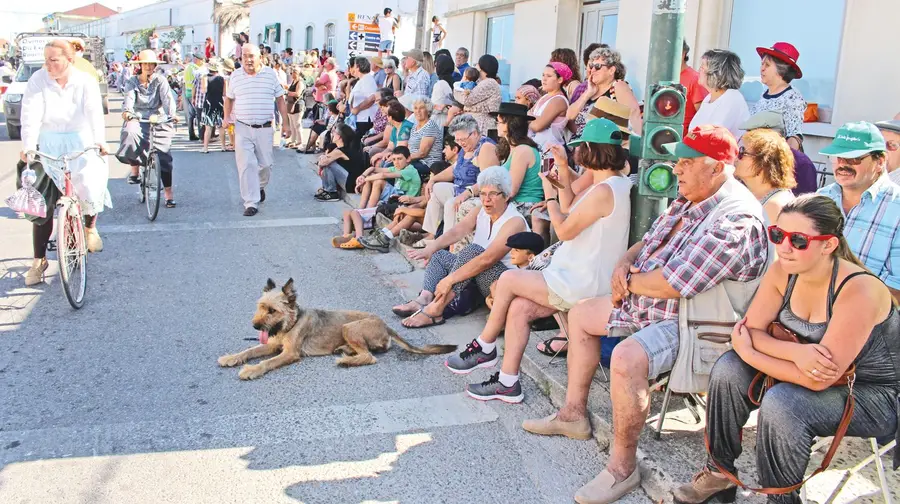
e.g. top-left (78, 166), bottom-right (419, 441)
top-left (288, 113), bottom-right (302, 144)
top-left (422, 182), bottom-right (458, 235)
top-left (234, 122), bottom-right (275, 209)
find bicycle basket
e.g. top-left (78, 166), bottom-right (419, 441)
top-left (6, 168), bottom-right (47, 218)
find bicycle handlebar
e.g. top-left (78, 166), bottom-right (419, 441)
top-left (127, 113), bottom-right (177, 125)
top-left (25, 146), bottom-right (101, 166)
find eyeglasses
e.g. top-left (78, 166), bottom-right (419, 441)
top-left (589, 62), bottom-right (614, 71)
top-left (836, 153), bottom-right (873, 166)
top-left (480, 190), bottom-right (504, 200)
top-left (737, 146), bottom-right (758, 160)
top-left (886, 141), bottom-right (899, 152)
top-left (767, 225), bottom-right (835, 250)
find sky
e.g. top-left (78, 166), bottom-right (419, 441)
top-left (0, 0), bottom-right (159, 41)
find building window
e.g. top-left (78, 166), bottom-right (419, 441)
top-left (325, 23), bottom-right (335, 53)
top-left (305, 25), bottom-right (314, 50)
top-left (285, 28), bottom-right (292, 49)
top-left (486, 14), bottom-right (514, 99)
top-left (580, 2), bottom-right (618, 61)
top-left (728, 0), bottom-right (844, 115)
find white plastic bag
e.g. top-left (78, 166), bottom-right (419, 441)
top-left (6, 168), bottom-right (47, 218)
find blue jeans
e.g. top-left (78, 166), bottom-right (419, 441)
top-left (320, 162), bottom-right (348, 193)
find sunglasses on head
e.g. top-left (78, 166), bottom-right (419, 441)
top-left (767, 225), bottom-right (835, 250)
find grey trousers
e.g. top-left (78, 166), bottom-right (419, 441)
top-left (320, 162), bottom-right (348, 193)
top-left (234, 122), bottom-right (275, 209)
top-left (423, 244), bottom-right (507, 298)
top-left (705, 351), bottom-right (898, 504)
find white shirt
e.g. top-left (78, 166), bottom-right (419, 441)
top-left (226, 66), bottom-right (285, 125)
top-left (350, 72), bottom-right (379, 122)
top-left (276, 68), bottom-right (287, 87)
top-left (890, 168), bottom-right (900, 186)
top-left (688, 88), bottom-right (750, 140)
top-left (473, 204), bottom-right (528, 268)
top-left (20, 67), bottom-right (104, 153)
top-left (379, 16), bottom-right (398, 41)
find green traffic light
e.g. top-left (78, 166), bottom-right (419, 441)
top-left (646, 164), bottom-right (675, 193)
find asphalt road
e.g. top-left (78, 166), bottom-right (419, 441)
top-left (0, 99), bottom-right (642, 503)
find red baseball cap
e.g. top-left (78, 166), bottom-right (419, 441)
top-left (663, 125), bottom-right (738, 163)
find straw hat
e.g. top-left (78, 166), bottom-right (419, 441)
top-left (207, 58), bottom-right (220, 72)
top-left (222, 58), bottom-right (235, 73)
top-left (589, 97), bottom-right (635, 135)
top-left (134, 49), bottom-right (161, 64)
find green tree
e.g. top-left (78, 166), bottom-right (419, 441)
top-left (161, 26), bottom-right (186, 45)
top-left (130, 26), bottom-right (156, 50)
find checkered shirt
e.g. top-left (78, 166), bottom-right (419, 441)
top-left (609, 192), bottom-right (768, 332)
top-left (818, 174), bottom-right (900, 289)
top-left (192, 71), bottom-right (206, 108)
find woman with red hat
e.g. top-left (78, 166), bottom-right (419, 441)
top-left (751, 42), bottom-right (807, 150)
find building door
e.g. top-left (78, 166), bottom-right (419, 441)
top-left (485, 13), bottom-right (514, 100)
top-left (580, 1), bottom-right (619, 60)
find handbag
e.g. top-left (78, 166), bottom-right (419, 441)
top-left (6, 168), bottom-right (47, 218)
top-left (705, 320), bottom-right (856, 494)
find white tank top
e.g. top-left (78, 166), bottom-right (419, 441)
top-left (473, 202), bottom-right (529, 268)
top-left (529, 93), bottom-right (569, 150)
top-left (542, 176), bottom-right (633, 304)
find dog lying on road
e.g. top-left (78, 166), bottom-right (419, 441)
top-left (218, 278), bottom-right (457, 380)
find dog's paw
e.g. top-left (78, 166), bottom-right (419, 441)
top-left (238, 364), bottom-right (265, 380)
top-left (218, 354), bottom-right (243, 367)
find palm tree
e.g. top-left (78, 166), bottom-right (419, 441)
top-left (212, 0), bottom-right (249, 32)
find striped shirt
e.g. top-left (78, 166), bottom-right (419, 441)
top-left (408, 119), bottom-right (444, 166)
top-left (226, 66), bottom-right (285, 125)
top-left (818, 174), bottom-right (900, 289)
top-left (609, 191), bottom-right (767, 332)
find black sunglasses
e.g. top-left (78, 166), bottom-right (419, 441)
top-left (767, 225), bottom-right (835, 250)
top-left (737, 146), bottom-right (757, 160)
top-left (589, 62), bottom-right (614, 71)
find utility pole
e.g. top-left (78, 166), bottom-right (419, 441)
top-left (629, 0), bottom-right (687, 244)
top-left (414, 0), bottom-right (432, 51)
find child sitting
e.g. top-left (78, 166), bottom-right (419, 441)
top-left (361, 160), bottom-right (449, 253)
top-left (485, 231), bottom-right (546, 309)
top-left (334, 147), bottom-right (421, 250)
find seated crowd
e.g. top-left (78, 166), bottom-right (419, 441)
top-left (291, 39), bottom-right (900, 504)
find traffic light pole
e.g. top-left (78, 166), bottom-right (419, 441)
top-left (629, 0), bottom-right (687, 244)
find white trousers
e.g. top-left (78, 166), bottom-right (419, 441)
top-left (234, 122), bottom-right (274, 209)
top-left (422, 182), bottom-right (458, 235)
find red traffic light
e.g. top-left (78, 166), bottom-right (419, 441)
top-left (654, 89), bottom-right (682, 118)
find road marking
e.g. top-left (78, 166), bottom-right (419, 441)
top-left (0, 393), bottom-right (497, 464)
top-left (2, 217), bottom-right (339, 238)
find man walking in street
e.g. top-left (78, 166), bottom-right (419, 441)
top-left (400, 49), bottom-right (430, 97)
top-left (224, 44), bottom-right (291, 217)
top-left (183, 53), bottom-right (205, 140)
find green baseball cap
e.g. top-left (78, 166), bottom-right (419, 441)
top-left (819, 121), bottom-right (886, 158)
top-left (567, 118), bottom-right (624, 147)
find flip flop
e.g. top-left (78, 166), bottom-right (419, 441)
top-left (402, 309), bottom-right (445, 329)
top-left (537, 336), bottom-right (568, 357)
top-left (392, 300), bottom-right (423, 317)
top-left (338, 237), bottom-right (364, 250)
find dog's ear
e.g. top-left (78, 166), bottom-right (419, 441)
top-left (282, 278), bottom-right (296, 305)
top-left (264, 278), bottom-right (276, 292)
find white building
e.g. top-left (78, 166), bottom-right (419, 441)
top-left (444, 0), bottom-right (899, 163)
top-left (67, 0), bottom-right (245, 63)
top-left (246, 0), bottom-right (448, 68)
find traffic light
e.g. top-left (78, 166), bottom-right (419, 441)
top-left (637, 81), bottom-right (686, 199)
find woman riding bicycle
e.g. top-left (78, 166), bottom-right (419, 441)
top-left (116, 49), bottom-right (178, 208)
top-left (18, 40), bottom-right (110, 286)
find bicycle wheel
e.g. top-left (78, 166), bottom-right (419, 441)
top-left (145, 153), bottom-right (162, 221)
top-left (56, 198), bottom-right (87, 309)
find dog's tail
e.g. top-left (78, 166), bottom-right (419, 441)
top-left (388, 327), bottom-right (457, 355)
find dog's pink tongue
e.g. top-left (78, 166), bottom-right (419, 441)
top-left (259, 330), bottom-right (269, 345)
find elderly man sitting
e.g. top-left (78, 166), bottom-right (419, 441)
top-left (555, 126), bottom-right (769, 504)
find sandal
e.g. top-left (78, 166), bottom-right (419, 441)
top-left (536, 337), bottom-right (568, 357)
top-left (402, 309), bottom-right (445, 328)
top-left (331, 235), bottom-right (352, 248)
top-left (392, 299), bottom-right (423, 317)
top-left (166, 200), bottom-right (176, 208)
top-left (339, 237), bottom-right (364, 250)
top-left (411, 238), bottom-right (431, 250)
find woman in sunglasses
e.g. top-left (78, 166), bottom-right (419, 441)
top-left (675, 194), bottom-right (899, 504)
top-left (734, 129), bottom-right (796, 250)
top-left (566, 46), bottom-right (641, 141)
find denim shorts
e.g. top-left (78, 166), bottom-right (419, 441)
top-left (614, 319), bottom-right (680, 380)
top-left (379, 182), bottom-right (403, 202)
top-left (379, 39), bottom-right (394, 51)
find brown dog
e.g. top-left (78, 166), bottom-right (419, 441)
top-left (218, 278), bottom-right (457, 380)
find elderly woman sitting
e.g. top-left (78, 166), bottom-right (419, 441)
top-left (421, 114), bottom-right (498, 241)
top-left (393, 166), bottom-right (527, 328)
top-left (690, 49), bottom-right (750, 139)
top-left (443, 119), bottom-right (633, 406)
top-left (404, 95), bottom-right (444, 178)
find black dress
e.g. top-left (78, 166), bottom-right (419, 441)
top-left (201, 75), bottom-right (224, 127)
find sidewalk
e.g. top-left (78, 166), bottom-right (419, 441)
top-left (296, 153), bottom-right (898, 504)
